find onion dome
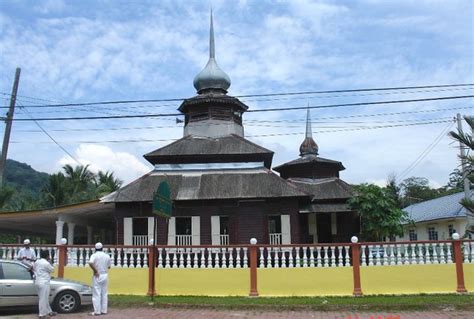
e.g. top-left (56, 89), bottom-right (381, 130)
top-left (299, 108), bottom-right (319, 157)
top-left (193, 10), bottom-right (231, 94)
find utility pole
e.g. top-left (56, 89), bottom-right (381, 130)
top-left (456, 113), bottom-right (473, 229)
top-left (0, 68), bottom-right (21, 186)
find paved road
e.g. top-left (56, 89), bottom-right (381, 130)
top-left (0, 307), bottom-right (471, 319)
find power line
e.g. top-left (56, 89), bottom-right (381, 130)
top-left (396, 120), bottom-right (456, 180)
top-left (10, 119), bottom-right (454, 144)
top-left (13, 117), bottom-right (453, 133)
top-left (5, 94), bottom-right (474, 121)
top-left (9, 86), bottom-right (473, 114)
top-left (1, 83), bottom-right (472, 108)
top-left (17, 102), bottom-right (81, 165)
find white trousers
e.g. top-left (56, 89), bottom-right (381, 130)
top-left (35, 281), bottom-right (52, 316)
top-left (92, 274), bottom-right (108, 314)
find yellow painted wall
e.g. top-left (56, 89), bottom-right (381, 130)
top-left (62, 263), bottom-right (468, 296)
top-left (258, 268), bottom-right (353, 296)
top-left (361, 264), bottom-right (456, 295)
top-left (464, 263), bottom-right (474, 292)
top-left (64, 266), bottom-right (148, 295)
top-left (156, 268), bottom-right (249, 296)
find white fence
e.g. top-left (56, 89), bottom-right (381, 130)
top-left (1, 240), bottom-right (472, 270)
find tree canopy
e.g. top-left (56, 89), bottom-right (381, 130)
top-left (0, 162), bottom-right (122, 211)
top-left (348, 183), bottom-right (409, 242)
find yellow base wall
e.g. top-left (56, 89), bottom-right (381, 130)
top-left (64, 267), bottom-right (148, 295)
top-left (361, 264), bottom-right (456, 295)
top-left (258, 268), bottom-right (353, 296)
top-left (464, 263), bottom-right (474, 292)
top-left (156, 268), bottom-right (249, 296)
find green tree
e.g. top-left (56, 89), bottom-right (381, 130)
top-left (0, 186), bottom-right (14, 209)
top-left (449, 115), bottom-right (474, 212)
top-left (95, 171), bottom-right (122, 197)
top-left (399, 177), bottom-right (441, 207)
top-left (42, 172), bottom-right (67, 207)
top-left (348, 183), bottom-right (408, 241)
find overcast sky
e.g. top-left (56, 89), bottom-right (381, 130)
top-left (0, 0), bottom-right (472, 187)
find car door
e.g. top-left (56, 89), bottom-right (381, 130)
top-left (0, 262), bottom-right (38, 307)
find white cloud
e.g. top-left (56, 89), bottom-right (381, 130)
top-left (58, 144), bottom-right (151, 183)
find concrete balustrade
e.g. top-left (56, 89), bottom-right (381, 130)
top-left (1, 237), bottom-right (472, 296)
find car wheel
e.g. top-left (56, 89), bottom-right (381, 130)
top-left (53, 290), bottom-right (81, 313)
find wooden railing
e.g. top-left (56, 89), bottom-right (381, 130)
top-left (133, 235), bottom-right (149, 246)
top-left (269, 233), bottom-right (281, 245)
top-left (220, 234), bottom-right (229, 246)
top-left (176, 235), bottom-right (192, 246)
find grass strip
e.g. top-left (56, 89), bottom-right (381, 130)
top-left (109, 294), bottom-right (474, 311)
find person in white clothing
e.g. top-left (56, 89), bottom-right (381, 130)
top-left (18, 239), bottom-right (36, 267)
top-left (88, 242), bottom-right (111, 316)
top-left (33, 250), bottom-right (57, 319)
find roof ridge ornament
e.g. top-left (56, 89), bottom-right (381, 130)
top-left (299, 106), bottom-right (319, 157)
top-left (193, 10), bottom-right (231, 95)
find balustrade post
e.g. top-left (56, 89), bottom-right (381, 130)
top-left (57, 238), bottom-right (67, 278)
top-left (249, 238), bottom-right (259, 297)
top-left (350, 236), bottom-right (363, 296)
top-left (147, 239), bottom-right (156, 296)
top-left (452, 233), bottom-right (467, 293)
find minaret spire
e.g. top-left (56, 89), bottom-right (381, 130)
top-left (193, 10), bottom-right (231, 94)
top-left (210, 9), bottom-right (215, 59)
top-left (305, 107), bottom-right (312, 138)
top-left (299, 106), bottom-right (319, 157)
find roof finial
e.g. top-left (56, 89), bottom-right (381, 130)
top-left (193, 9), bottom-right (231, 94)
top-left (210, 8), bottom-right (215, 59)
top-left (305, 106), bottom-right (312, 138)
top-left (299, 106), bottom-right (319, 157)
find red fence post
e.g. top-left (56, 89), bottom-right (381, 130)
top-left (57, 238), bottom-right (67, 278)
top-left (452, 233), bottom-right (467, 293)
top-left (147, 242), bottom-right (156, 296)
top-left (249, 238), bottom-right (259, 297)
top-left (351, 236), bottom-right (363, 296)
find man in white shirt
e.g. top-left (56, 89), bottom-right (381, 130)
top-left (88, 242), bottom-right (111, 316)
top-left (17, 239), bottom-right (36, 267)
top-left (33, 250), bottom-right (56, 319)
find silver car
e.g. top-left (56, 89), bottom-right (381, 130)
top-left (0, 260), bottom-right (92, 313)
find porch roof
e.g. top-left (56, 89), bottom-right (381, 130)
top-left (0, 200), bottom-right (115, 237)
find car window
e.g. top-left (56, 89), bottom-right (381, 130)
top-left (2, 262), bottom-right (32, 280)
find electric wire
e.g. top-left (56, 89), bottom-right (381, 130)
top-left (5, 95), bottom-right (474, 122)
top-left (0, 83), bottom-right (472, 109)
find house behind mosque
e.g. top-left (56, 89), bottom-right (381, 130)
top-left (101, 13), bottom-right (359, 246)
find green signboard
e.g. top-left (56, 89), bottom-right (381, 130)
top-left (152, 181), bottom-right (172, 218)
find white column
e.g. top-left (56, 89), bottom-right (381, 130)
top-left (281, 215), bottom-right (291, 244)
top-left (192, 216), bottom-right (200, 245)
top-left (148, 217), bottom-right (155, 241)
top-left (87, 226), bottom-right (93, 245)
top-left (167, 217), bottom-right (176, 245)
top-left (211, 216), bottom-right (220, 245)
top-left (123, 218), bottom-right (133, 245)
top-left (67, 222), bottom-right (76, 245)
top-left (55, 220), bottom-right (65, 245)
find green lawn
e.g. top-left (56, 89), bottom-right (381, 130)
top-left (109, 294), bottom-right (474, 311)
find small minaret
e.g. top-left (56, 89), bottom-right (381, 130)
top-left (299, 108), bottom-right (319, 157)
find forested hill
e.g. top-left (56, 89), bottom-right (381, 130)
top-left (5, 159), bottom-right (49, 194)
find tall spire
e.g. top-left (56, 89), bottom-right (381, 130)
top-left (209, 9), bottom-right (215, 59)
top-left (299, 107), bottom-right (319, 157)
top-left (193, 10), bottom-right (231, 95)
top-left (305, 107), bottom-right (312, 138)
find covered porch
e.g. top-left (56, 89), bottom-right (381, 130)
top-left (0, 200), bottom-right (115, 244)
